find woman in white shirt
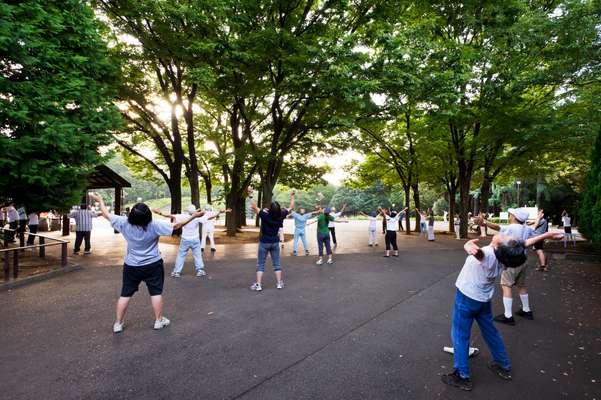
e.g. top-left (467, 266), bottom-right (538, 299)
top-left (26, 213), bottom-right (39, 245)
top-left (379, 207), bottom-right (407, 257)
top-left (561, 210), bottom-right (576, 247)
top-left (359, 211), bottom-right (379, 246)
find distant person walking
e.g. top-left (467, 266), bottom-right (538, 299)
top-left (26, 212), bottom-right (39, 246)
top-left (89, 193), bottom-right (202, 333)
top-left (561, 210), bottom-right (576, 247)
top-left (249, 190), bottom-right (294, 291)
top-left (69, 204), bottom-right (97, 255)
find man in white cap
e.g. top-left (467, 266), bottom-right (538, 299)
top-left (200, 205), bottom-right (217, 253)
top-left (153, 205), bottom-right (229, 277)
top-left (481, 208), bottom-right (535, 325)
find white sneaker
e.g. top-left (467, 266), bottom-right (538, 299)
top-left (250, 283), bottom-right (262, 291)
top-left (153, 317), bottom-right (170, 330)
top-left (316, 259), bottom-right (323, 265)
top-left (276, 281), bottom-right (285, 289)
top-left (113, 321), bottom-right (124, 333)
top-left (326, 259), bottom-right (334, 265)
top-left (196, 269), bottom-right (207, 277)
top-left (171, 271), bottom-right (181, 278)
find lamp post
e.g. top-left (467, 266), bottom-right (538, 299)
top-left (516, 180), bottom-right (522, 207)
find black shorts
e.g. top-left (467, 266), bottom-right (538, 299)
top-left (121, 259), bottom-right (164, 297)
top-left (564, 226), bottom-right (572, 234)
top-left (533, 240), bottom-right (544, 250)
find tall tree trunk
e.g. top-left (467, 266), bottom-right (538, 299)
top-left (238, 196), bottom-right (246, 228)
top-left (202, 174), bottom-right (212, 204)
top-left (458, 177), bottom-right (471, 238)
top-left (404, 185), bottom-right (411, 235)
top-left (479, 175), bottom-right (493, 214)
top-left (448, 191), bottom-right (456, 232)
top-left (255, 189), bottom-right (262, 227)
top-left (167, 178), bottom-right (182, 215)
top-left (412, 183), bottom-right (421, 233)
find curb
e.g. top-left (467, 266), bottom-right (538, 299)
top-left (0, 263), bottom-right (81, 291)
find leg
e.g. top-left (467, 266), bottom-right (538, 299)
top-left (391, 231), bottom-right (398, 252)
top-left (271, 243), bottom-right (282, 282)
top-left (115, 296), bottom-right (131, 323)
top-left (385, 231), bottom-right (392, 254)
top-left (476, 302), bottom-right (511, 371)
top-left (256, 242), bottom-right (268, 284)
top-left (150, 295), bottom-right (163, 320)
top-left (200, 229), bottom-right (207, 249)
top-left (74, 231), bottom-right (83, 252)
top-left (293, 233), bottom-right (300, 254)
top-left (324, 236), bottom-right (332, 260)
top-left (84, 231), bottom-right (91, 252)
top-left (26, 224), bottom-right (38, 245)
top-left (173, 240), bottom-right (190, 274)
top-left (317, 234), bottom-right (325, 257)
top-left (190, 240), bottom-right (205, 271)
top-left (502, 285), bottom-right (514, 317)
top-left (208, 230), bottom-right (216, 250)
top-left (451, 290), bottom-right (475, 378)
top-left (300, 232), bottom-right (309, 254)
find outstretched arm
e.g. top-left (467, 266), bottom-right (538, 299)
top-left (173, 211), bottom-right (205, 231)
top-left (482, 216), bottom-right (501, 231)
top-left (88, 193), bottom-right (111, 221)
top-left (525, 231), bottom-right (563, 247)
top-left (152, 208), bottom-right (176, 222)
top-left (286, 192), bottom-right (296, 212)
top-left (206, 208), bottom-right (231, 220)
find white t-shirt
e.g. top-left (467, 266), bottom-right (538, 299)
top-left (28, 213), bottom-right (39, 225)
top-left (368, 216), bottom-right (377, 230)
top-left (328, 212), bottom-right (342, 228)
top-left (455, 245), bottom-right (502, 302)
top-left (202, 212), bottom-right (216, 232)
top-left (385, 214), bottom-right (401, 231)
top-left (500, 223), bottom-right (535, 241)
top-left (562, 216), bottom-right (571, 227)
top-left (175, 214), bottom-right (208, 240)
top-left (7, 206), bottom-right (19, 222)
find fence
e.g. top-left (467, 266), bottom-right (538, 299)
top-left (1, 228), bottom-right (69, 282)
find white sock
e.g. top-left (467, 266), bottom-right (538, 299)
top-left (503, 297), bottom-right (513, 318)
top-left (520, 294), bottom-right (531, 312)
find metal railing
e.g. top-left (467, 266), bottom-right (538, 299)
top-left (0, 228), bottom-right (69, 282)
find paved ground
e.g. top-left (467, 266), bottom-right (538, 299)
top-left (1, 221), bottom-right (599, 400)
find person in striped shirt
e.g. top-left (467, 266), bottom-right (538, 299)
top-left (69, 204), bottom-right (97, 255)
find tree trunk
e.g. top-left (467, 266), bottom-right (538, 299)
top-left (167, 179), bottom-right (182, 215)
top-left (404, 185), bottom-right (411, 235)
top-left (202, 175), bottom-right (212, 205)
top-left (412, 183), bottom-right (421, 233)
top-left (448, 189), bottom-right (457, 232)
top-left (459, 178), bottom-right (471, 238)
top-left (479, 175), bottom-right (493, 215)
top-left (238, 195), bottom-right (246, 228)
top-left (255, 189), bottom-right (262, 227)
top-left (261, 179), bottom-right (276, 209)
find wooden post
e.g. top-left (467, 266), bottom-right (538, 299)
top-left (114, 186), bottom-right (122, 234)
top-left (3, 252), bottom-right (8, 281)
top-left (39, 236), bottom-right (45, 258)
top-left (13, 249), bottom-right (18, 279)
top-left (62, 214), bottom-right (69, 236)
top-left (61, 242), bottom-right (67, 268)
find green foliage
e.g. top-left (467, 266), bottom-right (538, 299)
top-left (579, 129), bottom-right (601, 243)
top-left (0, 0), bottom-right (122, 212)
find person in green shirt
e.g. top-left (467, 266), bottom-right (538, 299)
top-left (316, 207), bottom-right (335, 265)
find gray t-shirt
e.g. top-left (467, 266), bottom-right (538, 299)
top-left (110, 215), bottom-right (173, 266)
top-left (455, 245), bottom-right (502, 302)
top-left (534, 218), bottom-right (548, 235)
top-left (500, 223), bottom-right (535, 241)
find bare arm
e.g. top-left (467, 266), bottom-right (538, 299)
top-left (464, 239), bottom-right (484, 260)
top-left (525, 231), bottom-right (563, 247)
top-left (482, 216), bottom-right (501, 231)
top-left (152, 208), bottom-right (176, 222)
top-left (287, 192), bottom-right (296, 212)
top-left (206, 208), bottom-right (231, 220)
top-left (173, 211), bottom-right (205, 231)
top-left (88, 193), bottom-right (111, 221)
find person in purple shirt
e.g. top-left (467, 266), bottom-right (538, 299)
top-left (248, 190), bottom-right (295, 292)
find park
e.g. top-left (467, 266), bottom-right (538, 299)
top-left (1, 1), bottom-right (600, 399)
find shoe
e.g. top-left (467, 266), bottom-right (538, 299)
top-left (196, 269), bottom-right (207, 277)
top-left (305, 251), bottom-right (310, 256)
top-left (210, 248), bottom-right (216, 252)
top-left (73, 251), bottom-right (80, 255)
top-left (201, 248), bottom-right (205, 252)
top-left (250, 283), bottom-right (262, 291)
top-left (393, 252), bottom-right (399, 257)
top-left (316, 259), bottom-right (323, 265)
top-left (382, 254), bottom-right (390, 258)
top-left (276, 281), bottom-right (285, 289)
top-left (515, 308), bottom-right (534, 320)
top-left (171, 271), bottom-right (181, 278)
top-left (368, 244), bottom-right (373, 247)
top-left (84, 250), bottom-right (92, 255)
top-left (441, 370), bottom-right (473, 391)
top-left (493, 314), bottom-right (516, 325)
top-left (487, 361), bottom-right (512, 380)
top-left (113, 321), bottom-right (124, 333)
top-left (153, 317), bottom-right (170, 330)
top-left (326, 259), bottom-right (334, 264)
top-left (292, 252), bottom-right (298, 256)
top-left (374, 243), bottom-right (378, 246)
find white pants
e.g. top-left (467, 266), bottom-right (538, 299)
top-left (454, 225), bottom-right (460, 239)
top-left (201, 229), bottom-right (215, 249)
top-left (368, 229), bottom-right (377, 245)
top-left (427, 225), bottom-right (435, 241)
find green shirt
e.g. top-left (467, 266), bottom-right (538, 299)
top-left (317, 214), bottom-right (334, 235)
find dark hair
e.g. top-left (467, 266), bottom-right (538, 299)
top-left (494, 240), bottom-right (527, 268)
top-left (269, 202), bottom-right (282, 220)
top-left (80, 204), bottom-right (87, 210)
top-left (390, 211), bottom-right (398, 218)
top-left (128, 203), bottom-right (152, 230)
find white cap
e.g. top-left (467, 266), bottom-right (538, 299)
top-left (187, 204), bottom-right (196, 214)
top-left (508, 207), bottom-right (529, 223)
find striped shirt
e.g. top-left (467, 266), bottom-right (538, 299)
top-left (69, 209), bottom-right (97, 231)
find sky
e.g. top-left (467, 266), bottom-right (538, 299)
top-left (312, 150), bottom-right (364, 186)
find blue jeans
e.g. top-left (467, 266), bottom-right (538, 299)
top-left (317, 232), bottom-right (331, 257)
top-left (257, 241), bottom-right (281, 272)
top-left (420, 221), bottom-right (427, 236)
top-left (293, 231), bottom-right (309, 254)
top-left (174, 238), bottom-right (204, 273)
top-left (452, 289), bottom-right (511, 378)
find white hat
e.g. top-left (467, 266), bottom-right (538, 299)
top-left (508, 207), bottom-right (529, 223)
top-left (204, 205), bottom-right (213, 212)
top-left (187, 204), bottom-right (196, 214)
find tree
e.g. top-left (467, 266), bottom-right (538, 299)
top-left (0, 0), bottom-right (121, 212)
